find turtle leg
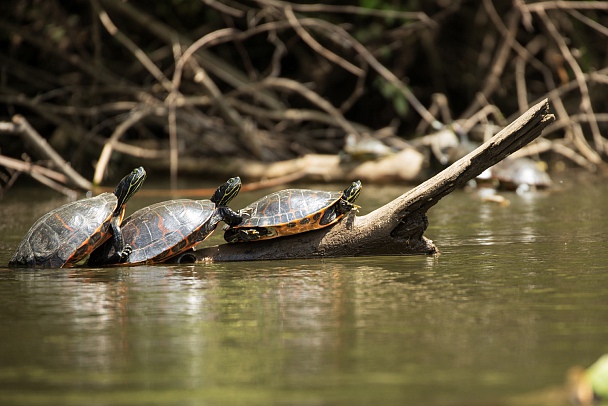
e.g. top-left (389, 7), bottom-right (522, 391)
top-left (219, 206), bottom-right (243, 226)
top-left (224, 227), bottom-right (262, 243)
top-left (89, 218), bottom-right (131, 265)
top-left (223, 228), bottom-right (241, 243)
top-left (319, 206), bottom-right (338, 225)
top-left (237, 229), bottom-right (261, 241)
top-left (336, 198), bottom-right (358, 214)
top-left (320, 199), bottom-right (359, 226)
top-left (238, 228), bottom-right (276, 241)
top-left (194, 207), bottom-right (244, 244)
top-left (110, 219), bottom-right (132, 263)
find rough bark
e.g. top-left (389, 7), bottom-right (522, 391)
top-left (191, 99), bottom-right (554, 262)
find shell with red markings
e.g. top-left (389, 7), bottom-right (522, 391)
top-left (9, 167), bottom-right (146, 268)
top-left (103, 176), bottom-right (242, 264)
top-left (9, 193), bottom-right (119, 268)
top-left (224, 181), bottom-right (362, 243)
top-left (119, 199), bottom-right (218, 264)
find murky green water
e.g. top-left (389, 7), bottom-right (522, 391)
top-left (1, 177), bottom-right (607, 405)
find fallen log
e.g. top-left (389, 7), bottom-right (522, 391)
top-left (146, 147), bottom-right (427, 184)
top-left (190, 99), bottom-right (554, 261)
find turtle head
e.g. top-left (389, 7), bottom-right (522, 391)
top-left (343, 180), bottom-right (362, 203)
top-left (113, 167), bottom-right (146, 214)
top-left (211, 176), bottom-right (242, 206)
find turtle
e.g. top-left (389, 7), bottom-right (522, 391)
top-left (9, 167), bottom-right (147, 268)
top-left (488, 157), bottom-right (552, 192)
top-left (342, 134), bottom-right (393, 162)
top-left (224, 180), bottom-right (362, 243)
top-left (89, 177), bottom-right (243, 265)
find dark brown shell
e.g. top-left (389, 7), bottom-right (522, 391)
top-left (9, 193), bottom-right (117, 268)
top-left (234, 189), bottom-right (344, 237)
top-left (118, 199), bottom-right (218, 264)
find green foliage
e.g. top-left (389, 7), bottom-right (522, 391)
top-left (375, 77), bottom-right (409, 117)
top-left (44, 23), bottom-right (67, 44)
top-left (586, 354), bottom-right (608, 398)
top-left (352, 0), bottom-right (419, 42)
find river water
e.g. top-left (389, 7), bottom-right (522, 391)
top-left (0, 176), bottom-right (607, 405)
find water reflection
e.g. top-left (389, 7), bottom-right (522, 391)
top-left (1, 181), bottom-right (608, 405)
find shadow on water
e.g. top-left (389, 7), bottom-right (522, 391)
top-left (1, 178), bottom-right (607, 405)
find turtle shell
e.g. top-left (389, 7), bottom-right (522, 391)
top-left (115, 199), bottom-right (219, 264)
top-left (491, 158), bottom-right (552, 190)
top-left (226, 188), bottom-right (347, 241)
top-left (9, 193), bottom-right (118, 268)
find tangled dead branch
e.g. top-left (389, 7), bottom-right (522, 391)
top-left (0, 1), bottom-right (607, 193)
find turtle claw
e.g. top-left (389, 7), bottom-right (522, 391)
top-left (239, 207), bottom-right (254, 220)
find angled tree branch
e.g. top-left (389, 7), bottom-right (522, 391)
top-left (190, 99), bottom-right (554, 262)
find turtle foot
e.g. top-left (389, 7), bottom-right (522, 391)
top-left (118, 245), bottom-right (133, 262)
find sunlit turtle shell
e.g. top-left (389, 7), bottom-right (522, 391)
top-left (224, 181), bottom-right (362, 242)
top-left (491, 158), bottom-right (552, 190)
top-left (9, 167), bottom-right (146, 268)
top-left (91, 177), bottom-right (242, 264)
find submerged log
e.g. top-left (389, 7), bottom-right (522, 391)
top-left (191, 100), bottom-right (554, 262)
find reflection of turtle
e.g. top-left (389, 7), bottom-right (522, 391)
top-left (224, 181), bottom-right (362, 243)
top-left (9, 167), bottom-right (146, 268)
top-left (90, 177), bottom-right (242, 265)
top-left (490, 157), bottom-right (552, 192)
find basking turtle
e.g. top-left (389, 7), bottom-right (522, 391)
top-left (9, 167), bottom-right (146, 268)
top-left (90, 177), bottom-right (242, 265)
top-left (342, 134), bottom-right (393, 162)
top-left (489, 157), bottom-right (552, 192)
top-left (224, 181), bottom-right (362, 243)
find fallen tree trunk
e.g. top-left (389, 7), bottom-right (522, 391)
top-left (191, 99), bottom-right (554, 261)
